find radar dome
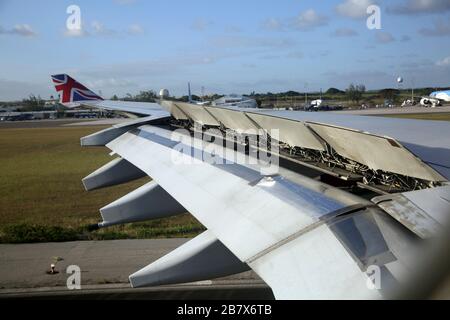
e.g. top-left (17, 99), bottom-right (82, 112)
top-left (159, 89), bottom-right (169, 98)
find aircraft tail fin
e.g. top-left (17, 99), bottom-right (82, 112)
top-left (51, 74), bottom-right (103, 106)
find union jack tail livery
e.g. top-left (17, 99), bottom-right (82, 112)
top-left (51, 74), bottom-right (103, 105)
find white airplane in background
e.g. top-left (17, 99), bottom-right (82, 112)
top-left (52, 74), bottom-right (450, 299)
top-left (430, 90), bottom-right (450, 102)
top-left (420, 96), bottom-right (441, 107)
top-left (419, 90), bottom-right (450, 107)
top-left (186, 82), bottom-right (257, 108)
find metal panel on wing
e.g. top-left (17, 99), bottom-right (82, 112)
top-left (308, 123), bottom-right (444, 182)
top-left (204, 106), bottom-right (260, 133)
top-left (82, 157), bottom-right (146, 191)
top-left (160, 100), bottom-right (189, 120)
top-left (99, 180), bottom-right (186, 228)
top-left (129, 230), bottom-right (249, 287)
top-left (246, 112), bottom-right (325, 151)
top-left (174, 102), bottom-right (220, 126)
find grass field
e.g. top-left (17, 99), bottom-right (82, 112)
top-left (0, 125), bottom-right (204, 243)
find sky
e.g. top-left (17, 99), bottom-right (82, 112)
top-left (0, 0), bottom-right (449, 100)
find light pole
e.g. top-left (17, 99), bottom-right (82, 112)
top-left (397, 77), bottom-right (403, 107)
top-left (304, 82), bottom-right (308, 108)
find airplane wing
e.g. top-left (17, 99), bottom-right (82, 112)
top-left (54, 75), bottom-right (450, 299)
top-left (85, 99), bottom-right (169, 117)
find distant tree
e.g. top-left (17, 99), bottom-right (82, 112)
top-left (178, 94), bottom-right (201, 102)
top-left (379, 88), bottom-right (400, 102)
top-left (326, 88), bottom-right (345, 95)
top-left (123, 93), bottom-right (133, 101)
top-left (134, 90), bottom-right (158, 102)
top-left (20, 94), bottom-right (45, 111)
top-left (284, 91), bottom-right (300, 96)
top-left (111, 95), bottom-right (119, 101)
top-left (346, 84), bottom-right (366, 104)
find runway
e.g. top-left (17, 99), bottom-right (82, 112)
top-left (0, 118), bottom-right (129, 129)
top-left (332, 105), bottom-right (450, 115)
top-left (0, 239), bottom-right (273, 300)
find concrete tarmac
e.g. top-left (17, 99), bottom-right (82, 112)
top-left (0, 239), bottom-right (272, 300)
top-left (332, 105), bottom-right (450, 115)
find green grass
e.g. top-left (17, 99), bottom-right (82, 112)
top-left (0, 126), bottom-right (204, 243)
top-left (378, 112), bottom-right (450, 122)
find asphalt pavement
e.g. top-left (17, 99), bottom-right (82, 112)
top-left (0, 239), bottom-right (272, 300)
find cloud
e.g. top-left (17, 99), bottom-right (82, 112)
top-left (127, 24), bottom-right (145, 35)
top-left (418, 20), bottom-right (450, 36)
top-left (290, 9), bottom-right (329, 31)
top-left (91, 21), bottom-right (117, 36)
top-left (191, 18), bottom-right (213, 31)
top-left (332, 28), bottom-right (359, 37)
top-left (64, 28), bottom-right (88, 37)
top-left (63, 21), bottom-right (145, 37)
top-left (262, 18), bottom-right (284, 31)
top-left (375, 31), bottom-right (395, 43)
top-left (387, 0), bottom-right (450, 15)
top-left (263, 9), bottom-right (328, 33)
top-left (436, 56), bottom-right (450, 67)
top-left (335, 0), bottom-right (375, 19)
top-left (0, 24), bottom-right (37, 37)
top-left (63, 19), bottom-right (89, 38)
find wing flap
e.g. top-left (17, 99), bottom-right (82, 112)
top-left (246, 112), bottom-right (325, 151)
top-left (82, 157), bottom-right (146, 191)
top-left (129, 230), bottom-right (249, 287)
top-left (99, 181), bottom-right (186, 228)
top-left (204, 106), bottom-right (260, 133)
top-left (308, 122), bottom-right (444, 181)
top-left (174, 102), bottom-right (220, 126)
